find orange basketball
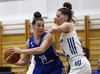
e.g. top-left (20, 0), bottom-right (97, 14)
top-left (4, 48), bottom-right (20, 64)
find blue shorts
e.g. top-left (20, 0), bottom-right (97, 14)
top-left (33, 60), bottom-right (66, 74)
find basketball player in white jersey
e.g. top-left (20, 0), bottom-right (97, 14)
top-left (51, 2), bottom-right (91, 74)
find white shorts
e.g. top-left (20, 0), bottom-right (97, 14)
top-left (68, 56), bottom-right (91, 74)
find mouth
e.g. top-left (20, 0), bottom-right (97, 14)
top-left (39, 31), bottom-right (43, 33)
top-left (57, 21), bottom-right (59, 24)
top-left (57, 21), bottom-right (60, 25)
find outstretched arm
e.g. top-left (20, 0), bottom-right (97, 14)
top-left (51, 23), bottom-right (71, 33)
top-left (9, 33), bottom-right (54, 55)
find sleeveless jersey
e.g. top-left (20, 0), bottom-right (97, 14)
top-left (29, 32), bottom-right (59, 65)
top-left (60, 28), bottom-right (85, 61)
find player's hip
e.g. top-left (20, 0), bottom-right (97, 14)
top-left (69, 56), bottom-right (91, 74)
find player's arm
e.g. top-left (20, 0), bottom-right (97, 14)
top-left (56, 50), bottom-right (65, 57)
top-left (14, 40), bottom-right (30, 66)
top-left (10, 33), bottom-right (54, 55)
top-left (21, 33), bottom-right (54, 54)
top-left (51, 23), bottom-right (71, 33)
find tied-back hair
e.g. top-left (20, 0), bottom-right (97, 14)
top-left (32, 11), bottom-right (44, 25)
top-left (58, 2), bottom-right (77, 24)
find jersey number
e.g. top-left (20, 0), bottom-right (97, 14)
top-left (39, 55), bottom-right (47, 64)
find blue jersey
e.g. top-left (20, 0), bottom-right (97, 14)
top-left (92, 69), bottom-right (100, 74)
top-left (29, 32), bottom-right (59, 65)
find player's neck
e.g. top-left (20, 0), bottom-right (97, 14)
top-left (34, 34), bottom-right (41, 44)
top-left (98, 68), bottom-right (100, 71)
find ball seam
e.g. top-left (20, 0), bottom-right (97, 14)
top-left (5, 53), bottom-right (15, 62)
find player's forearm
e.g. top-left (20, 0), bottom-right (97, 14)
top-left (51, 24), bottom-right (59, 33)
top-left (22, 47), bottom-right (45, 55)
top-left (14, 59), bottom-right (27, 66)
top-left (56, 50), bottom-right (65, 57)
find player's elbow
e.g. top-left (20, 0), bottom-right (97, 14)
top-left (15, 59), bottom-right (28, 66)
top-left (22, 63), bottom-right (27, 66)
top-left (39, 48), bottom-right (45, 54)
top-left (51, 28), bottom-right (58, 33)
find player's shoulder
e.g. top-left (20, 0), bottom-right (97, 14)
top-left (63, 22), bottom-right (72, 26)
top-left (45, 32), bottom-right (52, 37)
top-left (63, 22), bottom-right (74, 31)
top-left (43, 32), bottom-right (53, 41)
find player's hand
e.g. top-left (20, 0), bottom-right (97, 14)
top-left (9, 47), bottom-right (22, 54)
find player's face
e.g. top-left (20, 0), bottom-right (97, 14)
top-left (97, 60), bottom-right (100, 68)
top-left (56, 11), bottom-right (66, 26)
top-left (33, 20), bottom-right (44, 36)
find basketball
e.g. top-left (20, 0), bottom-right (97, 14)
top-left (4, 48), bottom-right (20, 64)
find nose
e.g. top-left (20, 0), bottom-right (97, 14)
top-left (40, 26), bottom-right (43, 29)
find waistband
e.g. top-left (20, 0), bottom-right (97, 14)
top-left (68, 55), bottom-right (86, 64)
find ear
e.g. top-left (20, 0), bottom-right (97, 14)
top-left (65, 15), bottom-right (68, 21)
top-left (32, 25), bottom-right (35, 30)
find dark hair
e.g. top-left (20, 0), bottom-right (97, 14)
top-left (57, 2), bottom-right (76, 24)
top-left (32, 11), bottom-right (44, 25)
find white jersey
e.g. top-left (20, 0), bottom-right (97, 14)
top-left (60, 28), bottom-right (91, 74)
top-left (60, 28), bottom-right (85, 61)
top-left (27, 55), bottom-right (35, 74)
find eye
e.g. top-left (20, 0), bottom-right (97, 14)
top-left (37, 24), bottom-right (40, 27)
top-left (57, 15), bottom-right (60, 18)
top-left (42, 25), bottom-right (44, 27)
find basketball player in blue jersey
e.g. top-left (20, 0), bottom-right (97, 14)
top-left (51, 2), bottom-right (91, 74)
top-left (9, 11), bottom-right (65, 74)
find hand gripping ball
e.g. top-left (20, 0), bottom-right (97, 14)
top-left (4, 48), bottom-right (20, 64)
